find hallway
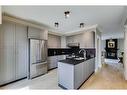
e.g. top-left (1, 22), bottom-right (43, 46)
top-left (80, 61), bottom-right (127, 89)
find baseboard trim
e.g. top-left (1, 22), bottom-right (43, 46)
top-left (58, 84), bottom-right (67, 90)
top-left (0, 77), bottom-right (27, 87)
top-left (30, 72), bottom-right (47, 79)
top-left (48, 67), bottom-right (57, 71)
top-left (58, 72), bottom-right (95, 90)
top-left (78, 71), bottom-right (95, 89)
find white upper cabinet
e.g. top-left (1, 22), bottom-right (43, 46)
top-left (81, 31), bottom-right (95, 48)
top-left (66, 31), bottom-right (95, 48)
top-left (67, 36), bottom-right (74, 43)
top-left (48, 34), bottom-right (61, 48)
top-left (28, 26), bottom-right (48, 40)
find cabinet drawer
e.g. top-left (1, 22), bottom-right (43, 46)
top-left (48, 56), bottom-right (58, 69)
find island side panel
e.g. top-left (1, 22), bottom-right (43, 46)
top-left (58, 62), bottom-right (74, 89)
top-left (74, 62), bottom-right (84, 89)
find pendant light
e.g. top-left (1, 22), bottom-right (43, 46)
top-left (64, 11), bottom-right (70, 18)
top-left (80, 23), bottom-right (84, 28)
top-left (54, 22), bottom-right (59, 27)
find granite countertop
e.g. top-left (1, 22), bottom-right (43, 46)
top-left (59, 57), bottom-right (95, 65)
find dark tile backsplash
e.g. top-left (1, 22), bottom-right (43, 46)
top-left (48, 48), bottom-right (96, 57)
top-left (48, 48), bottom-right (72, 56)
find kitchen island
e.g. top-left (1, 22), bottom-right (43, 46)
top-left (58, 57), bottom-right (95, 89)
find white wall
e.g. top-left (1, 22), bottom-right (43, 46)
top-left (0, 6), bottom-right (1, 24)
top-left (102, 31), bottom-right (124, 40)
top-left (95, 28), bottom-right (102, 72)
top-left (101, 40), bottom-right (106, 51)
top-left (124, 26), bottom-right (127, 80)
top-left (101, 25), bottom-right (124, 40)
top-left (117, 38), bottom-right (124, 57)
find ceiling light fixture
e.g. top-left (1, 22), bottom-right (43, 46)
top-left (64, 11), bottom-right (70, 18)
top-left (54, 22), bottom-right (59, 27)
top-left (80, 23), bottom-right (84, 28)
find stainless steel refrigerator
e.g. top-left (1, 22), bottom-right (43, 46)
top-left (29, 38), bottom-right (47, 79)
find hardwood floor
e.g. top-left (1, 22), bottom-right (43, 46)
top-left (0, 61), bottom-right (127, 90)
top-left (80, 62), bottom-right (127, 89)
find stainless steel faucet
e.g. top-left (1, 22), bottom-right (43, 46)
top-left (79, 49), bottom-right (86, 60)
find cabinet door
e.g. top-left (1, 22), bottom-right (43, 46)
top-left (92, 58), bottom-right (95, 73)
top-left (89, 59), bottom-right (93, 75)
top-left (15, 24), bottom-right (28, 80)
top-left (74, 63), bottom-right (83, 89)
top-left (48, 56), bottom-right (58, 69)
top-left (88, 59), bottom-right (92, 76)
top-left (28, 27), bottom-right (42, 39)
top-left (55, 56), bottom-right (58, 67)
top-left (48, 34), bottom-right (61, 48)
top-left (57, 55), bottom-right (66, 61)
top-left (89, 58), bottom-right (95, 75)
top-left (0, 21), bottom-right (16, 85)
top-left (66, 36), bottom-right (74, 44)
top-left (83, 62), bottom-right (87, 81)
top-left (73, 35), bottom-right (77, 43)
top-left (87, 59), bottom-right (94, 76)
top-left (86, 61), bottom-right (90, 78)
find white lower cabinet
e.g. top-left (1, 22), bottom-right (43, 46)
top-left (83, 61), bottom-right (87, 81)
top-left (48, 56), bottom-right (58, 69)
top-left (90, 59), bottom-right (94, 75)
top-left (57, 55), bottom-right (66, 61)
top-left (58, 62), bottom-right (74, 89)
top-left (85, 61), bottom-right (89, 79)
top-left (58, 58), bottom-right (95, 89)
top-left (74, 63), bottom-right (83, 89)
top-left (75, 58), bottom-right (95, 89)
top-left (89, 60), bottom-right (92, 76)
top-left (92, 58), bottom-right (95, 72)
top-left (48, 55), bottom-right (66, 70)
top-left (87, 60), bottom-right (91, 77)
top-left (88, 58), bottom-right (95, 76)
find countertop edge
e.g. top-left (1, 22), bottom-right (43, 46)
top-left (58, 57), bottom-right (95, 65)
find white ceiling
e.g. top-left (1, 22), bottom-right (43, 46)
top-left (2, 6), bottom-right (126, 35)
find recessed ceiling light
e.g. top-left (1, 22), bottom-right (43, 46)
top-left (54, 22), bottom-right (59, 27)
top-left (80, 23), bottom-right (84, 28)
top-left (64, 11), bottom-right (70, 18)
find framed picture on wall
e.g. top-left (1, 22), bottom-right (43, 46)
top-left (108, 41), bottom-right (115, 48)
